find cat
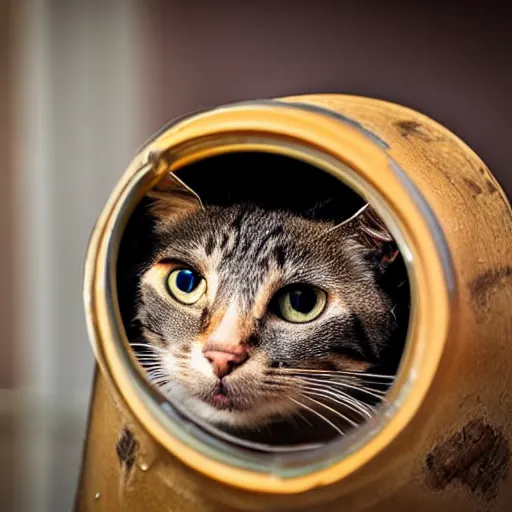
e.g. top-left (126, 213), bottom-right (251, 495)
top-left (118, 167), bottom-right (408, 446)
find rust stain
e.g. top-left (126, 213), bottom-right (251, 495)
top-left (394, 120), bottom-right (432, 142)
top-left (479, 167), bottom-right (499, 194)
top-left (116, 426), bottom-right (139, 473)
top-left (469, 267), bottom-right (512, 308)
top-left (463, 177), bottom-right (483, 197)
top-left (425, 418), bottom-right (510, 502)
top-left (486, 180), bottom-right (498, 194)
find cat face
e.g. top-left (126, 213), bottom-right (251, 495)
top-left (131, 174), bottom-right (400, 435)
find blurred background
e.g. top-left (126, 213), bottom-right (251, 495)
top-left (1, 1), bottom-right (510, 511)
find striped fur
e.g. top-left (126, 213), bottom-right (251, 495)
top-left (127, 175), bottom-right (405, 441)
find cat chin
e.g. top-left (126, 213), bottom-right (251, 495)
top-left (161, 383), bottom-right (297, 429)
top-left (189, 398), bottom-right (297, 429)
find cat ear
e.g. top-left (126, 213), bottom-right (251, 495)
top-left (351, 205), bottom-right (399, 269)
top-left (146, 172), bottom-right (203, 222)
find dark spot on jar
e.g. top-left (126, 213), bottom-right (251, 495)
top-left (116, 427), bottom-right (138, 473)
top-left (469, 267), bottom-right (512, 308)
top-left (394, 120), bottom-right (432, 141)
top-left (463, 177), bottom-right (483, 197)
top-left (425, 418), bottom-right (510, 502)
top-left (486, 180), bottom-right (498, 194)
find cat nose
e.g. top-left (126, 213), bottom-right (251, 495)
top-left (204, 348), bottom-right (248, 378)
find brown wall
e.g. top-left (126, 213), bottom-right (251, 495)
top-left (138, 1), bottom-right (511, 198)
top-left (0, 1), bottom-right (14, 389)
top-left (0, 4), bottom-right (15, 511)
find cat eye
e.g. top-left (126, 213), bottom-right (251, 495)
top-left (166, 268), bottom-right (206, 305)
top-left (274, 284), bottom-right (327, 323)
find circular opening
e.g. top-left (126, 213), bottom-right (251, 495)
top-left (86, 100), bottom-right (453, 493)
top-left (116, 149), bottom-right (411, 469)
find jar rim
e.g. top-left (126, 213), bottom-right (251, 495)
top-left (84, 99), bottom-right (454, 494)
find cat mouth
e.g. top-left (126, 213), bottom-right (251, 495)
top-left (205, 382), bottom-right (236, 410)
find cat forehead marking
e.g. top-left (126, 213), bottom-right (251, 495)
top-left (206, 301), bottom-right (240, 344)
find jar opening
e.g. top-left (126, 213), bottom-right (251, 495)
top-left (115, 147), bottom-right (412, 473)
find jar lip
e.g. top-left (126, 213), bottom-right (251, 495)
top-left (84, 100), bottom-right (455, 494)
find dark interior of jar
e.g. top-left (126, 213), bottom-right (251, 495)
top-left (116, 152), bottom-right (410, 453)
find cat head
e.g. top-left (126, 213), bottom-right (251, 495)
top-left (133, 172), bottom-right (401, 435)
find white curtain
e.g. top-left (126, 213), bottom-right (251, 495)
top-left (13, 1), bottom-right (145, 510)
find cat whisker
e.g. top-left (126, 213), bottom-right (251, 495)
top-left (146, 370), bottom-right (168, 378)
top-left (326, 380), bottom-right (388, 397)
top-left (150, 379), bottom-right (170, 387)
top-left (276, 371), bottom-right (389, 402)
top-left (276, 373), bottom-right (392, 398)
top-left (129, 342), bottom-right (167, 353)
top-left (141, 364), bottom-right (166, 372)
top-left (145, 369), bottom-right (166, 377)
top-left (296, 375), bottom-right (388, 402)
top-left (129, 342), bottom-right (163, 348)
top-left (319, 203), bottom-right (370, 238)
top-left (147, 373), bottom-right (168, 381)
top-left (146, 373), bottom-right (169, 386)
top-left (144, 365), bottom-right (165, 373)
top-left (352, 380), bottom-right (394, 387)
top-left (273, 368), bottom-right (395, 380)
top-left (262, 379), bottom-right (291, 389)
top-left (390, 305), bottom-right (398, 324)
top-left (295, 411), bottom-right (314, 428)
top-left (352, 384), bottom-right (389, 396)
top-left (138, 363), bottom-right (163, 370)
top-left (289, 397), bottom-right (345, 436)
top-left (135, 355), bottom-right (163, 362)
top-left (300, 393), bottom-right (360, 428)
top-left (273, 375), bottom-right (375, 412)
top-left (337, 372), bottom-right (395, 381)
top-left (298, 384), bottom-right (374, 419)
top-left (277, 372), bottom-right (361, 389)
top-left (138, 363), bottom-right (163, 369)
